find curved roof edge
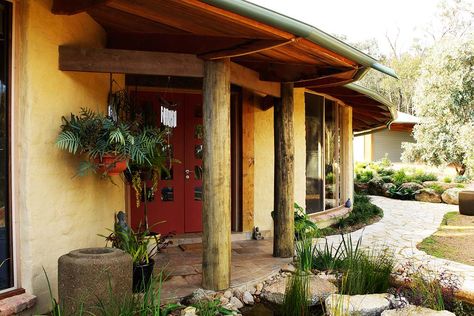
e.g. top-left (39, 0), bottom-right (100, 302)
top-left (201, 0), bottom-right (398, 79)
top-left (345, 83), bottom-right (398, 135)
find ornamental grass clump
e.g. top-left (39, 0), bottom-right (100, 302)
top-left (282, 270), bottom-right (311, 316)
top-left (313, 234), bottom-right (395, 295)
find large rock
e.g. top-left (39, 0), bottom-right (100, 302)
top-left (261, 275), bottom-right (337, 306)
top-left (325, 293), bottom-right (393, 316)
top-left (400, 182), bottom-right (424, 192)
top-left (441, 188), bottom-right (464, 205)
top-left (415, 189), bottom-right (442, 203)
top-left (355, 182), bottom-right (369, 194)
top-left (381, 305), bottom-right (455, 315)
top-left (423, 181), bottom-right (458, 191)
top-left (382, 183), bottom-right (396, 197)
top-left (368, 178), bottom-right (385, 195)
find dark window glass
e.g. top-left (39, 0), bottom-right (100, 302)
top-left (305, 94), bottom-right (324, 213)
top-left (0, 0), bottom-right (11, 291)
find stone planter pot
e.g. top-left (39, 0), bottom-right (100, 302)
top-left (459, 191), bottom-right (474, 215)
top-left (58, 248), bottom-right (132, 315)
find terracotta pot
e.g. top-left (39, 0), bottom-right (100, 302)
top-left (95, 154), bottom-right (128, 176)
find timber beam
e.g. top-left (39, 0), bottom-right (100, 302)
top-left (58, 46), bottom-right (280, 97)
top-left (52, 0), bottom-right (111, 15)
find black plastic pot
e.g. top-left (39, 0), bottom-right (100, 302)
top-left (132, 258), bottom-right (155, 293)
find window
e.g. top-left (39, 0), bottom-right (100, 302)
top-left (0, 0), bottom-right (12, 291)
top-left (305, 93), bottom-right (342, 213)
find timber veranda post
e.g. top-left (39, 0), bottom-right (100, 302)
top-left (202, 58), bottom-right (232, 290)
top-left (273, 82), bottom-right (295, 258)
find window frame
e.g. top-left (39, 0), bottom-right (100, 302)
top-left (0, 0), bottom-right (17, 295)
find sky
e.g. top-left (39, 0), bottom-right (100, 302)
top-left (247, 0), bottom-right (443, 55)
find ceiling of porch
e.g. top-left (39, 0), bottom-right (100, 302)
top-left (52, 0), bottom-right (378, 85)
top-left (52, 0), bottom-right (397, 132)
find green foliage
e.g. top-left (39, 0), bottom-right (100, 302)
top-left (44, 268), bottom-right (180, 316)
top-left (294, 203), bottom-right (319, 240)
top-left (313, 235), bottom-right (394, 295)
top-left (192, 299), bottom-right (233, 316)
top-left (337, 194), bottom-right (383, 229)
top-left (340, 248), bottom-right (394, 295)
top-left (388, 186), bottom-right (416, 200)
top-left (56, 108), bottom-right (167, 177)
top-left (402, 36), bottom-right (474, 176)
top-left (412, 170), bottom-right (438, 183)
top-left (282, 271), bottom-right (311, 316)
top-left (391, 169), bottom-right (411, 186)
top-left (99, 223), bottom-right (168, 265)
top-left (428, 184), bottom-right (445, 194)
top-left (443, 176), bottom-right (452, 183)
top-left (454, 175), bottom-right (470, 183)
top-left (354, 169), bottom-right (374, 183)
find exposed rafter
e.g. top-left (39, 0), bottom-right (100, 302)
top-left (199, 38), bottom-right (297, 60)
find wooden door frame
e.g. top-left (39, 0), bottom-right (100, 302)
top-left (125, 85), bottom-right (244, 233)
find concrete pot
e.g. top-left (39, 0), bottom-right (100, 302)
top-left (58, 247), bottom-right (132, 315)
top-left (459, 191), bottom-right (474, 215)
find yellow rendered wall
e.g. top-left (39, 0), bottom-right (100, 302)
top-left (16, 0), bottom-right (125, 312)
top-left (253, 88), bottom-right (306, 232)
top-left (293, 88), bottom-right (306, 208)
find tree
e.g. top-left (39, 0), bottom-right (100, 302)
top-left (401, 37), bottom-right (474, 175)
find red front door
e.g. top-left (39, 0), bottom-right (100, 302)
top-left (130, 92), bottom-right (203, 235)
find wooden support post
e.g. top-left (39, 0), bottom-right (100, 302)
top-left (242, 89), bottom-right (255, 232)
top-left (341, 106), bottom-right (354, 207)
top-left (273, 82), bottom-right (295, 258)
top-left (202, 59), bottom-right (231, 290)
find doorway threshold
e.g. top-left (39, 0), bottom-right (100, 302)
top-left (167, 230), bottom-right (272, 247)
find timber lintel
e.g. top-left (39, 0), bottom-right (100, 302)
top-left (58, 46), bottom-right (281, 97)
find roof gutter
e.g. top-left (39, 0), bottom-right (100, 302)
top-left (201, 0), bottom-right (398, 79)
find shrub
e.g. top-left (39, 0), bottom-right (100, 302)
top-left (443, 176), bottom-right (452, 183)
top-left (454, 175), bottom-right (470, 183)
top-left (392, 169), bottom-right (412, 186)
top-left (412, 170), bottom-right (438, 183)
top-left (388, 186), bottom-right (416, 200)
top-left (429, 184), bottom-right (445, 194)
top-left (337, 194), bottom-right (383, 228)
top-left (355, 169), bottom-right (374, 183)
top-left (294, 203), bottom-right (319, 240)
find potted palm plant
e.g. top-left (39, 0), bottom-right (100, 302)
top-left (100, 214), bottom-right (170, 293)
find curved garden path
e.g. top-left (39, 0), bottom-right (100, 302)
top-left (317, 196), bottom-right (474, 302)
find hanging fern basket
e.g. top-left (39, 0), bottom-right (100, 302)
top-left (95, 154), bottom-right (128, 176)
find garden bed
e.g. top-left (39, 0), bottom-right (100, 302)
top-left (354, 158), bottom-right (470, 204)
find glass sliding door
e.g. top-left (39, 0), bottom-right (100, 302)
top-left (324, 100), bottom-right (341, 210)
top-left (305, 94), bottom-right (324, 213)
top-left (0, 0), bottom-right (11, 291)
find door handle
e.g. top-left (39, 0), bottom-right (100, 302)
top-left (185, 169), bottom-right (193, 179)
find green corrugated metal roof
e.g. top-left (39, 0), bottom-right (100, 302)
top-left (201, 0), bottom-right (398, 79)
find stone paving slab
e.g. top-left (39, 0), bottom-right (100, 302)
top-left (317, 196), bottom-right (474, 303)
